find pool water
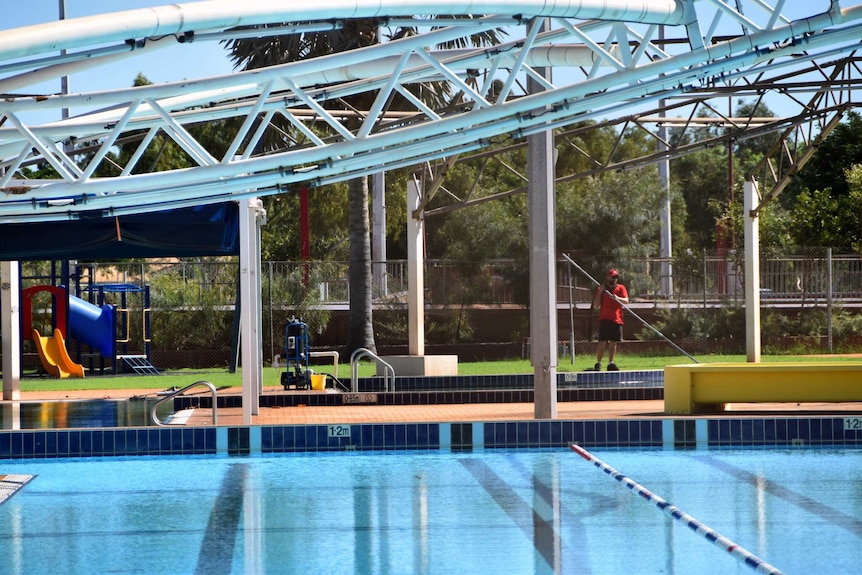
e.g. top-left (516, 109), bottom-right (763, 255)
top-left (0, 448), bottom-right (860, 574)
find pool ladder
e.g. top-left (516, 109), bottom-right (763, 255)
top-left (350, 348), bottom-right (395, 392)
top-left (150, 380), bottom-right (218, 426)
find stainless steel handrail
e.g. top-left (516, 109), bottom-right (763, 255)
top-left (150, 380), bottom-right (218, 426)
top-left (349, 348), bottom-right (395, 393)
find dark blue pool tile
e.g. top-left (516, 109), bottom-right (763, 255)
top-left (300, 426), bottom-right (314, 450)
top-left (44, 431), bottom-right (58, 455)
top-left (9, 433), bottom-right (21, 456)
top-left (501, 422), bottom-right (514, 447)
top-left (168, 429), bottom-right (182, 452)
top-left (317, 426), bottom-right (330, 450)
top-left (550, 421), bottom-right (563, 445)
top-left (427, 424), bottom-right (439, 449)
top-left (359, 424), bottom-right (373, 449)
top-left (136, 430), bottom-right (149, 454)
top-left (147, 428), bottom-right (160, 453)
top-left (417, 424), bottom-right (430, 448)
top-left (266, 427), bottom-right (280, 450)
top-left (260, 427), bottom-right (271, 450)
top-left (372, 425), bottom-right (385, 449)
top-left (527, 421), bottom-right (540, 446)
top-left (101, 430), bottom-right (114, 454)
top-left (763, 419), bottom-right (776, 443)
top-left (752, 420), bottom-right (765, 442)
top-left (277, 426), bottom-right (292, 451)
top-left (599, 421), bottom-right (614, 445)
top-left (739, 420), bottom-right (753, 444)
top-left (583, 421), bottom-right (595, 446)
top-left (395, 424), bottom-right (407, 448)
top-left (785, 419), bottom-right (798, 443)
top-left (180, 429), bottom-right (194, 453)
top-left (774, 419), bottom-right (787, 442)
top-left (593, 422), bottom-right (607, 445)
top-left (571, 421), bottom-right (585, 446)
top-left (516, 422), bottom-right (529, 445)
top-left (31, 431), bottom-right (46, 457)
top-left (830, 419), bottom-right (845, 442)
top-left (405, 424), bottom-right (418, 448)
top-left (617, 422), bottom-right (630, 445)
top-left (93, 430), bottom-right (106, 455)
top-left (797, 419), bottom-right (810, 442)
top-left (809, 419), bottom-right (823, 443)
top-left (728, 419), bottom-right (741, 445)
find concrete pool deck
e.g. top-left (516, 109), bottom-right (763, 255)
top-left (13, 386), bottom-right (862, 427)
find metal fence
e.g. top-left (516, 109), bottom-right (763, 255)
top-left (15, 250), bottom-right (862, 368)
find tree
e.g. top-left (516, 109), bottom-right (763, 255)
top-left (796, 111), bottom-right (862, 199)
top-left (223, 19), bottom-right (502, 355)
top-left (789, 164), bottom-right (862, 251)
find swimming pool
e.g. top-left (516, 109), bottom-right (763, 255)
top-left (1, 448), bottom-right (859, 574)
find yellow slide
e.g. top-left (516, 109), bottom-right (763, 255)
top-left (32, 328), bottom-right (85, 379)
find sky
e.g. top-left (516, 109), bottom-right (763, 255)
top-left (3, 0), bottom-right (237, 111)
top-left (1, 1), bottom-right (836, 126)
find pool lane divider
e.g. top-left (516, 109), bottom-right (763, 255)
top-left (569, 443), bottom-right (785, 575)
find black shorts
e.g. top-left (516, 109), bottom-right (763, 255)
top-left (597, 319), bottom-right (623, 342)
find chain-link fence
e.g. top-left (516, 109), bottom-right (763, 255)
top-left (13, 250), bottom-right (862, 370)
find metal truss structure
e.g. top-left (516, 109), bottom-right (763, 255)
top-left (1, 0), bottom-right (862, 222)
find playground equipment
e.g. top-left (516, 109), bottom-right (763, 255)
top-left (79, 282), bottom-right (157, 375)
top-left (30, 328), bottom-right (84, 379)
top-left (23, 285), bottom-right (103, 378)
top-left (281, 319), bottom-right (311, 390)
top-left (22, 283), bottom-right (157, 377)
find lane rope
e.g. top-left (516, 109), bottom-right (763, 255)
top-left (569, 443), bottom-right (784, 575)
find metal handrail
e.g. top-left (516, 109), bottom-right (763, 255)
top-left (150, 380), bottom-right (218, 426)
top-left (350, 348), bottom-right (395, 393)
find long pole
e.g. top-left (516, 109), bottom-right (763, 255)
top-left (562, 253), bottom-right (698, 363)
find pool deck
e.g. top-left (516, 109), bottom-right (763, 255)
top-left (14, 386), bottom-right (862, 427)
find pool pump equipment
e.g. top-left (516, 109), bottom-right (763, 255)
top-left (281, 319), bottom-right (311, 390)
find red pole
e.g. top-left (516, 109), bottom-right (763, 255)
top-left (300, 186), bottom-right (310, 286)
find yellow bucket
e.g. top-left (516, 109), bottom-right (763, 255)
top-left (310, 373), bottom-right (326, 390)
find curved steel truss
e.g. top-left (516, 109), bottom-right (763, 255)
top-left (1, 0), bottom-right (862, 221)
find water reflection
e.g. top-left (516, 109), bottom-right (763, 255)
top-left (0, 399), bottom-right (158, 429)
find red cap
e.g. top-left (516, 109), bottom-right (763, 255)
top-left (607, 269), bottom-right (619, 277)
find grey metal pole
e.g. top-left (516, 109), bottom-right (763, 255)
top-left (568, 261), bottom-right (575, 365)
top-left (827, 247), bottom-right (833, 353)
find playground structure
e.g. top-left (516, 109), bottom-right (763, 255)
top-left (22, 282), bottom-right (156, 378)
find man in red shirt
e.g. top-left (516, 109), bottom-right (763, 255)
top-left (592, 269), bottom-right (629, 371)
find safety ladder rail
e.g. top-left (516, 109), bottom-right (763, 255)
top-left (350, 348), bottom-right (395, 393)
top-left (150, 380), bottom-right (218, 426)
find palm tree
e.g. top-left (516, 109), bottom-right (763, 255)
top-left (224, 18), bottom-right (503, 356)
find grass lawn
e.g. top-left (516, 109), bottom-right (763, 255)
top-left (15, 352), bottom-right (862, 393)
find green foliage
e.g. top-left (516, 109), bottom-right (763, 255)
top-left (557, 168), bottom-right (667, 288)
top-left (261, 184), bottom-right (350, 261)
top-left (148, 270), bottom-right (235, 350)
top-left (796, 111), bottom-right (862, 199)
top-left (639, 306), bottom-right (746, 343)
top-left (790, 188), bottom-right (845, 248)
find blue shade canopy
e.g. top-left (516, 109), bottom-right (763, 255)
top-left (0, 202), bottom-right (239, 260)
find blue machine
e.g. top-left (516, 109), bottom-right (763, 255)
top-left (281, 319), bottom-right (311, 390)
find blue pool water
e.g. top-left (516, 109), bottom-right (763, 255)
top-left (1, 448), bottom-right (860, 574)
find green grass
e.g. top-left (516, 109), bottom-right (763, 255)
top-left (17, 352), bottom-right (862, 392)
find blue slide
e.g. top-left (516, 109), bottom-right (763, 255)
top-left (68, 295), bottom-right (116, 359)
